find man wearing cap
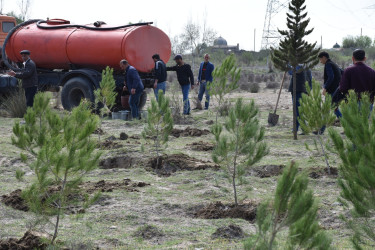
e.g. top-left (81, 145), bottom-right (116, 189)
top-left (197, 54), bottom-right (214, 110)
top-left (120, 59), bottom-right (144, 119)
top-left (7, 50), bottom-right (38, 107)
top-left (152, 53), bottom-right (167, 101)
top-left (339, 49), bottom-right (375, 102)
top-left (166, 54), bottom-right (194, 115)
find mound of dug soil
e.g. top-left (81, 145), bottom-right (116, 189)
top-left (148, 153), bottom-right (219, 176)
top-left (99, 155), bottom-right (142, 169)
top-left (211, 224), bottom-right (244, 239)
top-left (171, 127), bottom-right (210, 138)
top-left (0, 231), bottom-right (48, 250)
top-left (194, 201), bottom-right (256, 222)
top-left (1, 189), bottom-right (28, 212)
top-left (1, 179), bottom-right (149, 212)
top-left (97, 140), bottom-right (122, 150)
top-left (309, 167), bottom-right (338, 179)
top-left (250, 165), bottom-right (285, 178)
top-left (133, 225), bottom-right (164, 240)
top-left (186, 141), bottom-right (214, 151)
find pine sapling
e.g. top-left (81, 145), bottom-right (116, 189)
top-left (328, 91), bottom-right (375, 249)
top-left (298, 79), bottom-right (336, 173)
top-left (271, 0), bottom-right (320, 140)
top-left (208, 53), bottom-right (240, 123)
top-left (244, 161), bottom-right (331, 250)
top-left (212, 98), bottom-right (268, 205)
top-left (12, 92), bottom-right (101, 245)
top-left (142, 90), bottom-right (173, 165)
top-left (94, 66), bottom-right (117, 140)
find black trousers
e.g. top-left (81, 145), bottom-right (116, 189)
top-left (24, 86), bottom-right (37, 107)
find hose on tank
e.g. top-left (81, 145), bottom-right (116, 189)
top-left (2, 19), bottom-right (42, 71)
top-left (36, 20), bottom-right (153, 31)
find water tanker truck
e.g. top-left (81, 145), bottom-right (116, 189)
top-left (1, 18), bottom-right (171, 110)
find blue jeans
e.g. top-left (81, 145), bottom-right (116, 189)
top-left (154, 81), bottom-right (166, 101)
top-left (198, 81), bottom-right (210, 109)
top-left (292, 92), bottom-right (302, 131)
top-left (181, 84), bottom-right (190, 114)
top-left (25, 86), bottom-right (37, 107)
top-left (129, 91), bottom-right (142, 119)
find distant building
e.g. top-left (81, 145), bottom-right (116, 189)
top-left (333, 42), bottom-right (340, 49)
top-left (211, 36), bottom-right (240, 52)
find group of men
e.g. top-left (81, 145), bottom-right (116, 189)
top-left (122, 53), bottom-right (214, 118)
top-left (291, 49), bottom-right (375, 134)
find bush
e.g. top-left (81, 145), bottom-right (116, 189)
top-left (249, 82), bottom-right (260, 93)
top-left (0, 84), bottom-right (26, 118)
top-left (266, 82), bottom-right (280, 89)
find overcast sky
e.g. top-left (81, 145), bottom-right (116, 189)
top-left (2, 0), bottom-right (375, 51)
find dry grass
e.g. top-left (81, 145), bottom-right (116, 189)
top-left (0, 85), bottom-right (27, 118)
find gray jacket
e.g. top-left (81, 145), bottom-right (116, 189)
top-left (15, 59), bottom-right (38, 88)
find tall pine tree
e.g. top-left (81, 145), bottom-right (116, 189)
top-left (271, 0), bottom-right (320, 140)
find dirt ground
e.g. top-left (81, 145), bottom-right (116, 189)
top-left (0, 82), bottom-right (352, 249)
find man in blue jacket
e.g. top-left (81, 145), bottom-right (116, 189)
top-left (152, 54), bottom-right (167, 101)
top-left (197, 54), bottom-right (214, 110)
top-left (120, 59), bottom-right (144, 119)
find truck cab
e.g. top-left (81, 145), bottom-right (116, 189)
top-left (0, 15), bottom-right (16, 46)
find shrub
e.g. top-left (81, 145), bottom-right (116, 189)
top-left (12, 92), bottom-right (101, 245)
top-left (265, 82), bottom-right (280, 89)
top-left (212, 98), bottom-right (268, 205)
top-left (0, 83), bottom-right (26, 118)
top-left (249, 82), bottom-right (260, 93)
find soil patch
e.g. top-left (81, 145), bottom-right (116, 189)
top-left (133, 225), bottom-right (164, 240)
top-left (1, 189), bottom-right (28, 212)
top-left (309, 167), bottom-right (338, 179)
top-left (1, 179), bottom-right (149, 212)
top-left (250, 165), bottom-right (285, 178)
top-left (206, 120), bottom-right (214, 125)
top-left (193, 201), bottom-right (257, 222)
top-left (0, 231), bottom-right (48, 250)
top-left (186, 141), bottom-right (214, 151)
top-left (99, 155), bottom-right (142, 169)
top-left (93, 128), bottom-right (104, 135)
top-left (171, 127), bottom-right (210, 138)
top-left (211, 224), bottom-right (244, 240)
top-left (119, 132), bottom-right (128, 140)
top-left (148, 153), bottom-right (219, 176)
top-left (97, 140), bottom-right (122, 150)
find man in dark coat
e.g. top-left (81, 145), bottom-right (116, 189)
top-left (339, 49), bottom-right (375, 102)
top-left (288, 65), bottom-right (312, 133)
top-left (318, 51), bottom-right (342, 118)
top-left (166, 55), bottom-right (194, 115)
top-left (8, 50), bottom-right (38, 107)
top-left (152, 53), bottom-right (167, 101)
top-left (120, 59), bottom-right (144, 119)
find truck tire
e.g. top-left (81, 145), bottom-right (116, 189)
top-left (61, 77), bottom-right (94, 110)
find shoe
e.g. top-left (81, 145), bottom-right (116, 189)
top-left (312, 130), bottom-right (324, 135)
top-left (298, 132), bottom-right (305, 135)
top-left (19, 120), bottom-right (26, 125)
top-left (183, 113), bottom-right (190, 115)
top-left (204, 107), bottom-right (208, 110)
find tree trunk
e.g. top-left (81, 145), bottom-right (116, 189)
top-left (293, 69), bottom-right (298, 140)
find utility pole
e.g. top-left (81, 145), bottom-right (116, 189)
top-left (321, 36), bottom-right (322, 48)
top-left (254, 29), bottom-right (256, 51)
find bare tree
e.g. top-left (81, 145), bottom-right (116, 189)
top-left (18, 0), bottom-right (31, 21)
top-left (202, 10), bottom-right (217, 46)
top-left (171, 35), bottom-right (189, 55)
top-left (0, 0), bottom-right (3, 14)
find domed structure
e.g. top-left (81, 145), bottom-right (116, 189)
top-left (214, 36), bottom-right (228, 46)
top-left (333, 42), bottom-right (340, 49)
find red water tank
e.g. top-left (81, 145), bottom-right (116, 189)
top-left (5, 20), bottom-right (171, 73)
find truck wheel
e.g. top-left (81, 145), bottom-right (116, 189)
top-left (61, 77), bottom-right (94, 110)
top-left (139, 91), bottom-right (147, 110)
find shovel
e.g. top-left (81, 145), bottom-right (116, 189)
top-left (268, 71), bottom-right (287, 126)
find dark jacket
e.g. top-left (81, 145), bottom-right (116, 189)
top-left (125, 65), bottom-right (144, 93)
top-left (198, 61), bottom-right (214, 82)
top-left (15, 59), bottom-right (38, 88)
top-left (324, 59), bottom-right (341, 94)
top-left (288, 69), bottom-right (312, 93)
top-left (154, 60), bottom-right (167, 83)
top-left (339, 62), bottom-right (375, 101)
top-left (166, 63), bottom-right (194, 86)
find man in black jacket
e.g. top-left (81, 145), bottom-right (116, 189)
top-left (152, 54), bottom-right (167, 100)
top-left (318, 51), bottom-right (342, 118)
top-left (167, 55), bottom-right (194, 115)
top-left (8, 50), bottom-right (38, 107)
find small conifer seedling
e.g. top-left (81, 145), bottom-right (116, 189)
top-left (12, 92), bottom-right (101, 245)
top-left (142, 90), bottom-right (174, 165)
top-left (212, 98), bottom-right (268, 205)
top-left (244, 162), bottom-right (332, 249)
